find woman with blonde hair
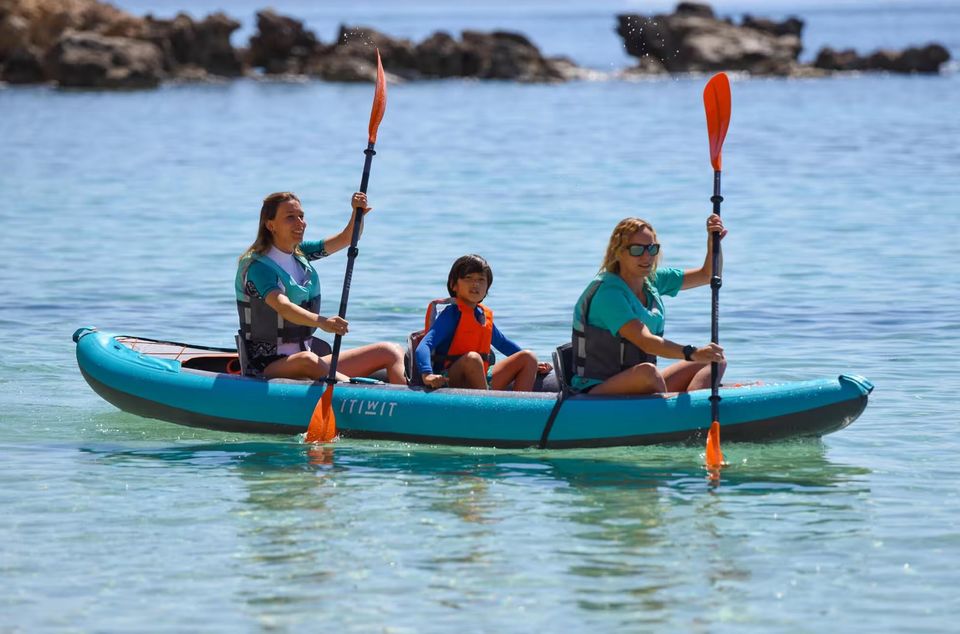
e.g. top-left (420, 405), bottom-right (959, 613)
top-left (570, 214), bottom-right (726, 395)
top-left (234, 191), bottom-right (405, 383)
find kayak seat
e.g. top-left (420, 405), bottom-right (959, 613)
top-left (553, 343), bottom-right (574, 395)
top-left (235, 333), bottom-right (251, 376)
top-left (405, 330), bottom-right (425, 387)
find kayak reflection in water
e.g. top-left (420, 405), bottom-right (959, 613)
top-left (234, 191), bottom-right (405, 383)
top-left (416, 254), bottom-right (552, 391)
top-left (571, 215), bottom-right (726, 396)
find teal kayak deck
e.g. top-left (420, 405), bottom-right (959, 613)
top-left (74, 328), bottom-right (872, 448)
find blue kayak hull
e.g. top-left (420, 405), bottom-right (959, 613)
top-left (74, 328), bottom-right (872, 448)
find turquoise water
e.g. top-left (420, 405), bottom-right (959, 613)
top-left (3, 2), bottom-right (960, 631)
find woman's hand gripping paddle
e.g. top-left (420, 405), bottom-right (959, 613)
top-left (306, 51), bottom-right (387, 443)
top-left (703, 72), bottom-right (730, 471)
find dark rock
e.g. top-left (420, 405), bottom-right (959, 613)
top-left (143, 12), bottom-right (243, 77)
top-left (812, 47), bottom-right (859, 71)
top-left (44, 30), bottom-right (164, 88)
top-left (0, 13), bottom-right (32, 61)
top-left (620, 3), bottom-right (951, 77)
top-left (333, 25), bottom-right (418, 77)
top-left (248, 9), bottom-right (325, 74)
top-left (742, 15), bottom-right (803, 38)
top-left (313, 25), bottom-right (578, 83)
top-left (414, 31), bottom-right (463, 78)
top-left (675, 3), bottom-right (715, 19)
top-left (617, 9), bottom-right (802, 76)
top-left (0, 0), bottom-right (143, 56)
top-left (546, 55), bottom-right (600, 81)
top-left (306, 54), bottom-right (378, 82)
top-left (460, 30), bottom-right (563, 81)
top-left (1, 45), bottom-right (45, 83)
top-left (813, 43), bottom-right (950, 73)
top-left (620, 55), bottom-right (669, 77)
top-left (895, 44), bottom-right (950, 73)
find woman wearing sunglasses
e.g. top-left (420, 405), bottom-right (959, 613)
top-left (570, 215), bottom-right (726, 395)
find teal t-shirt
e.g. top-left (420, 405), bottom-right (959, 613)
top-left (571, 268), bottom-right (684, 390)
top-left (243, 240), bottom-right (326, 300)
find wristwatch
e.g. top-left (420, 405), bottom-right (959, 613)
top-left (682, 345), bottom-right (696, 361)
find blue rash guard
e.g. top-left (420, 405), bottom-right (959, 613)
top-left (415, 304), bottom-right (523, 376)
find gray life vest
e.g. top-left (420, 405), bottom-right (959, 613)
top-left (235, 252), bottom-right (321, 362)
top-left (572, 278), bottom-right (657, 386)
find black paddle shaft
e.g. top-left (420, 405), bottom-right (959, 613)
top-left (709, 170), bottom-right (723, 421)
top-left (326, 142), bottom-right (376, 384)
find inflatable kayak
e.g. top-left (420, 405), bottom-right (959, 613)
top-left (73, 327), bottom-right (872, 449)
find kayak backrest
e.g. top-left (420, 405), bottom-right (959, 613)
top-left (235, 332), bottom-right (252, 376)
top-left (424, 297), bottom-right (456, 330)
top-left (406, 331), bottom-right (424, 386)
top-left (553, 343), bottom-right (574, 394)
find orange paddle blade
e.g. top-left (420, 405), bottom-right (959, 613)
top-left (703, 72), bottom-right (731, 172)
top-left (705, 420), bottom-right (724, 469)
top-left (305, 385), bottom-right (337, 443)
top-left (368, 50), bottom-right (387, 144)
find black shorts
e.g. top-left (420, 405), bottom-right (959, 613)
top-left (248, 353), bottom-right (285, 375)
top-left (246, 337), bottom-right (331, 376)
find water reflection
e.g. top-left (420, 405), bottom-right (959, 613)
top-left (79, 438), bottom-right (871, 626)
top-left (80, 436), bottom-right (870, 490)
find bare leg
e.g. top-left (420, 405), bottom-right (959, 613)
top-left (662, 360), bottom-right (726, 392)
top-left (263, 351), bottom-right (348, 381)
top-left (321, 342), bottom-right (406, 385)
top-left (446, 352), bottom-right (487, 390)
top-left (687, 360), bottom-right (726, 392)
top-left (589, 363), bottom-right (666, 396)
top-left (490, 350), bottom-right (538, 391)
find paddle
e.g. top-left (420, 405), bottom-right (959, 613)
top-left (306, 51), bottom-right (387, 443)
top-left (702, 72), bottom-right (730, 470)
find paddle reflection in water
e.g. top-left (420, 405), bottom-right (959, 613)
top-left (78, 438), bottom-right (871, 627)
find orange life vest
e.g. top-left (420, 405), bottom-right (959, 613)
top-left (446, 300), bottom-right (494, 372)
top-left (421, 298), bottom-right (495, 373)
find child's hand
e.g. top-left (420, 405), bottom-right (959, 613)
top-left (537, 362), bottom-right (553, 375)
top-left (423, 374), bottom-right (448, 389)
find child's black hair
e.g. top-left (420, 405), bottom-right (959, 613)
top-left (446, 254), bottom-right (493, 297)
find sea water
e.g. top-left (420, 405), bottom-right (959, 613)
top-left (1, 1), bottom-right (959, 631)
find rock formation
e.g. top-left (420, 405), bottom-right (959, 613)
top-left (617, 2), bottom-right (805, 76)
top-left (246, 15), bottom-right (586, 83)
top-left (0, 0), bottom-right (951, 88)
top-left (616, 2), bottom-right (951, 77)
top-left (0, 0), bottom-right (241, 86)
top-left (813, 43), bottom-right (950, 74)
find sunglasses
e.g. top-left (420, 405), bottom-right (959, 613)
top-left (626, 243), bottom-right (660, 256)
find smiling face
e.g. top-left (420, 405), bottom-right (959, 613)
top-left (266, 199), bottom-right (306, 253)
top-left (451, 272), bottom-right (490, 307)
top-left (616, 227), bottom-right (659, 280)
top-left (446, 254), bottom-right (493, 306)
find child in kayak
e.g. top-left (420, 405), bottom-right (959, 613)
top-left (416, 254), bottom-right (552, 391)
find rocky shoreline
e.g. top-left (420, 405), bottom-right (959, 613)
top-left (617, 2), bottom-right (951, 78)
top-left (0, 0), bottom-right (951, 89)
